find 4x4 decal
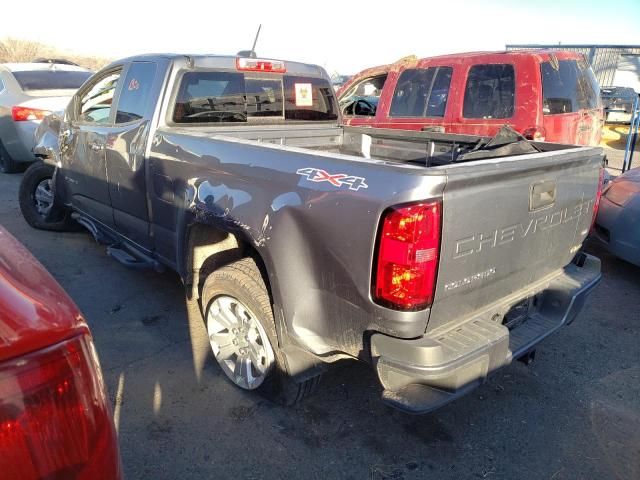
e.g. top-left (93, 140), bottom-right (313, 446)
top-left (296, 168), bottom-right (368, 191)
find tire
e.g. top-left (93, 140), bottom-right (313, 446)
top-left (202, 257), bottom-right (319, 405)
top-left (0, 140), bottom-right (22, 174)
top-left (19, 161), bottom-right (74, 231)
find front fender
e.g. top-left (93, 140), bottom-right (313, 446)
top-left (33, 112), bottom-right (62, 167)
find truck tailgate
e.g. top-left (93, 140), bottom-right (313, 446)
top-left (428, 147), bottom-right (603, 332)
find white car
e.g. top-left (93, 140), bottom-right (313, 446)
top-left (0, 61), bottom-right (92, 172)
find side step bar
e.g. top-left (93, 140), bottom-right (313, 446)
top-left (107, 245), bottom-right (164, 272)
top-left (71, 213), bottom-right (164, 272)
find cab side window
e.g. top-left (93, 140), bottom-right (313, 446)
top-left (115, 62), bottom-right (157, 123)
top-left (463, 64), bottom-right (515, 119)
top-left (78, 71), bottom-right (121, 124)
top-left (389, 67), bottom-right (453, 117)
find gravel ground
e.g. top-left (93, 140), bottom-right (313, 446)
top-left (1, 171), bottom-right (638, 480)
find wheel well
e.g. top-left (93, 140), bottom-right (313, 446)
top-left (184, 223), bottom-right (271, 304)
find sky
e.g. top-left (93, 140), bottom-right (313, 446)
top-left (3, 0), bottom-right (639, 74)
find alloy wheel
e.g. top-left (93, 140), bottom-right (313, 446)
top-left (206, 295), bottom-right (275, 389)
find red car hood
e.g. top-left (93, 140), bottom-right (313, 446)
top-left (0, 227), bottom-right (88, 362)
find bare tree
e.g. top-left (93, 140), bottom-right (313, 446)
top-left (0, 37), bottom-right (111, 70)
top-left (0, 37), bottom-right (43, 62)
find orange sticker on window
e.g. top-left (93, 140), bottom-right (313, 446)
top-left (295, 83), bottom-right (313, 106)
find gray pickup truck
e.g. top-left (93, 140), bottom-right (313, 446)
top-left (20, 53), bottom-right (603, 413)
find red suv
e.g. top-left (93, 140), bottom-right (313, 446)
top-left (338, 50), bottom-right (603, 146)
top-left (0, 227), bottom-right (121, 480)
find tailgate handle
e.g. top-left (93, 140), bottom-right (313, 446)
top-left (530, 180), bottom-right (556, 211)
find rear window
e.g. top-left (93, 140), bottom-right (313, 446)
top-left (389, 67), bottom-right (453, 117)
top-left (541, 59), bottom-right (600, 114)
top-left (463, 64), bottom-right (515, 119)
top-left (13, 70), bottom-right (92, 91)
top-left (173, 71), bottom-right (338, 123)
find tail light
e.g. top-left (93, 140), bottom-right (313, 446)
top-left (0, 335), bottom-right (121, 480)
top-left (11, 106), bottom-right (51, 122)
top-left (374, 201), bottom-right (442, 310)
top-left (523, 126), bottom-right (546, 141)
top-left (590, 167), bottom-right (605, 233)
top-left (236, 57), bottom-right (286, 73)
top-left (603, 179), bottom-right (640, 207)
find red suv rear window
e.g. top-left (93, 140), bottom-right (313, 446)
top-left (541, 59), bottom-right (600, 114)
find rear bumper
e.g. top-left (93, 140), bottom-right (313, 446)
top-left (2, 120), bottom-right (38, 163)
top-left (370, 253), bottom-right (601, 414)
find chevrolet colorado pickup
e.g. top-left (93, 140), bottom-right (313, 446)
top-left (19, 53), bottom-right (603, 413)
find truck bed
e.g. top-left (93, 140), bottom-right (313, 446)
top-left (165, 123), bottom-right (584, 168)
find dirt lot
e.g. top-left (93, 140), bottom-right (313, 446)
top-left (1, 171), bottom-right (639, 480)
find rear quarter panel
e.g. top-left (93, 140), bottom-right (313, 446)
top-left (148, 130), bottom-right (447, 356)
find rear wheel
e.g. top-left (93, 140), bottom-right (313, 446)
top-left (19, 161), bottom-right (74, 231)
top-left (202, 257), bottom-right (320, 405)
top-left (0, 141), bottom-right (22, 174)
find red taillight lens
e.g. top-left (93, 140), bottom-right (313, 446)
top-left (11, 106), bottom-right (51, 122)
top-left (374, 201), bottom-right (442, 310)
top-left (523, 126), bottom-right (546, 141)
top-left (590, 167), bottom-right (605, 233)
top-left (0, 335), bottom-right (121, 480)
top-left (236, 57), bottom-right (286, 73)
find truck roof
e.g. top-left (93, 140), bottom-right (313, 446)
top-left (101, 53), bottom-right (329, 78)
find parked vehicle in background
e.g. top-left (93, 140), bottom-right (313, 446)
top-left (21, 52), bottom-right (603, 414)
top-left (331, 74), bottom-right (352, 91)
top-left (0, 62), bottom-right (92, 173)
top-left (594, 167), bottom-right (640, 266)
top-left (338, 50), bottom-right (603, 146)
top-left (601, 86), bottom-right (638, 123)
top-left (0, 226), bottom-right (121, 480)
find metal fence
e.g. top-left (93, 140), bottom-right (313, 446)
top-left (505, 44), bottom-right (640, 88)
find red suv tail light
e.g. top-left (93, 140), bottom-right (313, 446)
top-left (11, 106), bottom-right (51, 122)
top-left (523, 125), bottom-right (546, 141)
top-left (0, 335), bottom-right (121, 480)
top-left (590, 167), bottom-right (605, 233)
top-left (374, 201), bottom-right (442, 310)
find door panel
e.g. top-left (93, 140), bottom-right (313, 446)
top-left (61, 69), bottom-right (122, 228)
top-left (378, 66), bottom-right (453, 132)
top-left (448, 63), bottom-right (519, 137)
top-left (106, 61), bottom-right (163, 251)
top-left (107, 123), bottom-right (151, 248)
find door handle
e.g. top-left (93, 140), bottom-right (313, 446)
top-left (530, 180), bottom-right (556, 211)
top-left (89, 142), bottom-right (104, 151)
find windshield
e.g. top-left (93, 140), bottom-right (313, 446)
top-left (540, 59), bottom-right (600, 114)
top-left (13, 70), bottom-right (92, 92)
